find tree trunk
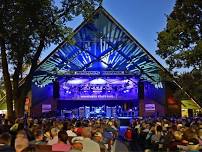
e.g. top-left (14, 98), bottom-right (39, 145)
top-left (13, 55), bottom-right (23, 117)
top-left (5, 92), bottom-right (14, 120)
top-left (15, 94), bottom-right (24, 118)
top-left (14, 36), bottom-right (45, 117)
top-left (15, 73), bottom-right (33, 117)
top-left (0, 39), bottom-right (14, 120)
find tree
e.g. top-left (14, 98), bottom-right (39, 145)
top-left (0, 0), bottom-right (102, 119)
top-left (175, 69), bottom-right (202, 106)
top-left (156, 0), bottom-right (202, 104)
top-left (157, 0), bottom-right (202, 70)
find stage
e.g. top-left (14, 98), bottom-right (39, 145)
top-left (30, 7), bottom-right (180, 117)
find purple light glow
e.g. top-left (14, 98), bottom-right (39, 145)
top-left (109, 79), bottom-right (124, 84)
top-left (90, 78), bottom-right (106, 84)
top-left (59, 77), bottom-right (139, 100)
top-left (67, 78), bottom-right (88, 84)
top-left (93, 90), bottom-right (102, 93)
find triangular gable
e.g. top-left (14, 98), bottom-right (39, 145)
top-left (33, 6), bottom-right (166, 86)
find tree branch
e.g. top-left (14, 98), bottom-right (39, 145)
top-left (57, 2), bottom-right (80, 19)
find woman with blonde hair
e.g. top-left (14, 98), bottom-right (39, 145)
top-left (15, 130), bottom-right (29, 152)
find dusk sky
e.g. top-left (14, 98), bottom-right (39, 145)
top-left (41, 0), bottom-right (176, 68)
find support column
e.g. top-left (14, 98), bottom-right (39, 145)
top-left (53, 80), bottom-right (60, 98)
top-left (138, 81), bottom-right (144, 117)
top-left (165, 82), bottom-right (181, 117)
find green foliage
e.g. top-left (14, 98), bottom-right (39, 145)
top-left (157, 0), bottom-right (202, 104)
top-left (0, 0), bottom-right (102, 117)
top-left (0, 0), bottom-right (102, 67)
top-left (174, 69), bottom-right (202, 105)
top-left (156, 0), bottom-right (202, 70)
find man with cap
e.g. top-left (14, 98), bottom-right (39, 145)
top-left (81, 127), bottom-right (100, 152)
top-left (69, 136), bottom-right (83, 152)
top-left (30, 129), bottom-right (46, 145)
top-left (93, 132), bottom-right (107, 152)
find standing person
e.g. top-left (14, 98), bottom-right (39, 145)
top-left (124, 127), bottom-right (133, 141)
top-left (81, 127), bottom-right (100, 152)
top-left (151, 125), bottom-right (163, 151)
top-left (52, 130), bottom-right (71, 152)
top-left (69, 136), bottom-right (83, 152)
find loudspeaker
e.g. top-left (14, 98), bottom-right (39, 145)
top-left (53, 80), bottom-right (60, 98)
top-left (138, 82), bottom-right (144, 99)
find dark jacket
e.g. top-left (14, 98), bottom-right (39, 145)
top-left (0, 145), bottom-right (15, 152)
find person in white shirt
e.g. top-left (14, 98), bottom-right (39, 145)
top-left (47, 128), bottom-right (59, 145)
top-left (81, 127), bottom-right (100, 152)
top-left (69, 136), bottom-right (84, 152)
top-left (66, 125), bottom-right (77, 137)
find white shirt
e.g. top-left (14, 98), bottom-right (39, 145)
top-left (66, 130), bottom-right (77, 137)
top-left (47, 136), bottom-right (58, 145)
top-left (82, 138), bottom-right (100, 152)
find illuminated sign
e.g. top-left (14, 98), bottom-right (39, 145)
top-left (42, 104), bottom-right (51, 113)
top-left (59, 71), bottom-right (129, 76)
top-left (80, 95), bottom-right (115, 99)
top-left (145, 104), bottom-right (155, 111)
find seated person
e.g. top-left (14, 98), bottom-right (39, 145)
top-left (47, 128), bottom-right (59, 145)
top-left (187, 138), bottom-right (200, 152)
top-left (0, 132), bottom-right (15, 152)
top-left (30, 129), bottom-right (46, 145)
top-left (15, 133), bottom-right (29, 152)
top-left (69, 136), bottom-right (83, 152)
top-left (52, 130), bottom-right (71, 152)
top-left (93, 132), bottom-right (107, 152)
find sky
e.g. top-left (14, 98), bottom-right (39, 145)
top-left (41, 0), bottom-right (176, 68)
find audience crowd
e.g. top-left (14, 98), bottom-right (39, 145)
top-left (0, 114), bottom-right (201, 152)
top-left (125, 117), bottom-right (202, 152)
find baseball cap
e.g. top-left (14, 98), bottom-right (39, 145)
top-left (94, 132), bottom-right (102, 137)
top-left (71, 136), bottom-right (84, 144)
